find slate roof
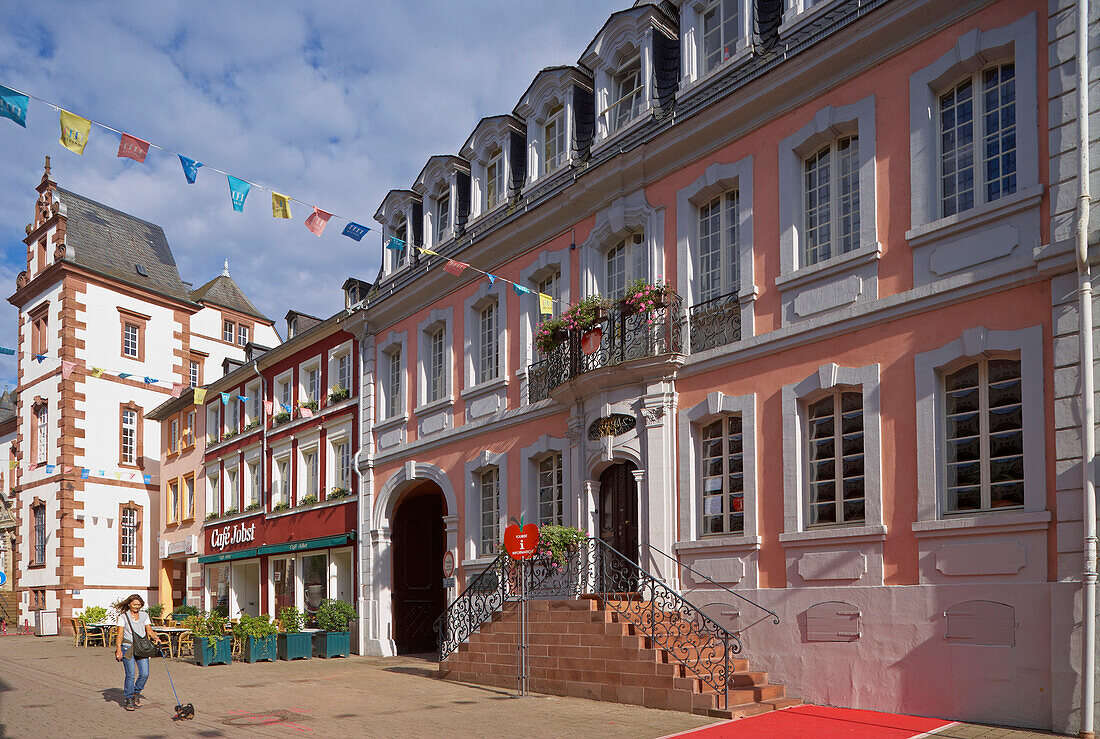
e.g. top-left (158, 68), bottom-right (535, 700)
top-left (190, 274), bottom-right (269, 321)
top-left (57, 188), bottom-right (192, 303)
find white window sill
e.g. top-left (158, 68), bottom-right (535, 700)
top-left (779, 524), bottom-right (887, 545)
top-left (912, 510), bottom-right (1050, 538)
top-left (461, 376), bottom-right (508, 401)
top-left (779, 0), bottom-right (843, 37)
top-left (674, 535), bottom-right (762, 551)
top-left (592, 110), bottom-right (653, 154)
top-left (265, 495), bottom-right (352, 520)
top-left (414, 396), bottom-right (454, 416)
top-left (203, 508), bottom-right (264, 526)
top-left (775, 241), bottom-right (882, 291)
top-left (678, 44), bottom-right (753, 102)
top-left (905, 184), bottom-right (1043, 248)
top-left (461, 555), bottom-right (497, 569)
top-left (374, 413), bottom-right (408, 434)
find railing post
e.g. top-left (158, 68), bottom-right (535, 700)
top-left (723, 633), bottom-right (730, 711)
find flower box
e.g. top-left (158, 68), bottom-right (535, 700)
top-left (242, 634), bottom-right (277, 663)
top-left (194, 635), bottom-right (232, 666)
top-left (277, 632), bottom-right (312, 661)
top-left (313, 631), bottom-right (350, 658)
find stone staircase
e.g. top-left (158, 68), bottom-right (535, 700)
top-left (0, 590), bottom-right (20, 626)
top-left (438, 597), bottom-right (798, 719)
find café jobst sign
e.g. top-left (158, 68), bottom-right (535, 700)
top-left (210, 521), bottom-right (257, 551)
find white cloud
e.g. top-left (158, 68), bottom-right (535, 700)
top-left (0, 0), bottom-right (625, 392)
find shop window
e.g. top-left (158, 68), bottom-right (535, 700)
top-left (273, 557), bottom-right (295, 613)
top-left (302, 553), bottom-right (327, 618)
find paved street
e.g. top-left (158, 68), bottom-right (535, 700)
top-left (0, 636), bottom-right (713, 737)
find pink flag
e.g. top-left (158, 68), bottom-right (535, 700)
top-left (264, 400), bottom-right (273, 415)
top-left (129, 472), bottom-right (136, 480)
top-left (304, 208), bottom-right (332, 237)
top-left (171, 383), bottom-right (185, 398)
top-left (28, 462), bottom-right (36, 471)
top-left (117, 133), bottom-right (150, 163)
top-left (299, 405), bottom-right (314, 418)
top-left (61, 361), bottom-right (76, 379)
top-left (443, 259), bottom-right (467, 276)
top-left (62, 466), bottom-right (72, 474)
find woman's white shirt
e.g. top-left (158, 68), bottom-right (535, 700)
top-left (116, 611), bottom-right (151, 644)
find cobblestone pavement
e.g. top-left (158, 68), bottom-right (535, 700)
top-left (0, 636), bottom-right (713, 737)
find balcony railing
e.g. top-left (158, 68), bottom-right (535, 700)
top-left (528, 294), bottom-right (684, 403)
top-left (689, 291), bottom-right (741, 354)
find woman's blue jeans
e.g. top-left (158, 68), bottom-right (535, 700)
top-left (120, 645), bottom-right (149, 699)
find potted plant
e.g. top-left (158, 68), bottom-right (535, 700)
top-left (186, 613), bottom-right (231, 667)
top-left (222, 429), bottom-right (239, 441)
top-left (273, 410), bottom-right (292, 425)
top-left (223, 506), bottom-right (239, 516)
top-left (299, 399), bottom-right (319, 412)
top-left (298, 494), bottom-right (318, 507)
top-left (244, 418), bottom-right (261, 431)
top-left (328, 487), bottom-right (351, 500)
top-left (328, 385), bottom-right (351, 404)
top-left (536, 525), bottom-right (588, 565)
top-left (617, 278), bottom-right (674, 316)
top-left (147, 603), bottom-right (165, 624)
top-left (245, 500), bottom-right (262, 512)
top-left (170, 604), bottom-right (199, 624)
top-left (562, 295), bottom-right (610, 332)
top-left (534, 316), bottom-right (568, 355)
top-left (233, 614), bottom-right (278, 663)
top-left (79, 605), bottom-right (108, 624)
top-left (205, 511), bottom-right (219, 521)
top-left (313, 599), bottom-right (355, 658)
top-left (277, 606), bottom-right (311, 661)
top-left (273, 501), bottom-right (290, 512)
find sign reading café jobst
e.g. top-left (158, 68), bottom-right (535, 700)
top-left (210, 522), bottom-right (256, 551)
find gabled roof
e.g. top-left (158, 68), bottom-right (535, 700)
top-left (190, 274), bottom-right (270, 322)
top-left (57, 188), bottom-right (192, 303)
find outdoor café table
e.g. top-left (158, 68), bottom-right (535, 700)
top-left (151, 626), bottom-right (190, 658)
top-left (87, 621), bottom-right (116, 647)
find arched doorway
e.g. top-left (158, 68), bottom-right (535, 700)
top-left (391, 487), bottom-right (446, 654)
top-left (598, 461), bottom-right (639, 588)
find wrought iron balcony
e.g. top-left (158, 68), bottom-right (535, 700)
top-left (528, 294), bottom-right (684, 403)
top-left (689, 292), bottom-right (741, 354)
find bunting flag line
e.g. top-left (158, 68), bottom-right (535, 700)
top-left (171, 383), bottom-right (185, 398)
top-left (487, 274), bottom-right (497, 286)
top-left (59, 110), bottom-right (91, 154)
top-left (272, 192), bottom-right (292, 219)
top-left (61, 361), bottom-right (76, 379)
top-left (341, 222), bottom-right (369, 241)
top-left (539, 292), bottom-right (554, 317)
top-left (227, 175), bottom-right (250, 212)
top-left (0, 85), bottom-right (28, 127)
top-left (299, 405), bottom-right (314, 419)
top-left (143, 376), bottom-right (157, 385)
top-left (0, 347), bottom-right (14, 356)
top-left (8, 461), bottom-right (157, 486)
top-left (91, 367), bottom-right (104, 378)
top-left (193, 388), bottom-right (208, 405)
top-left (117, 133), bottom-right (149, 163)
top-left (305, 207), bottom-right (332, 237)
top-left (443, 259), bottom-right (466, 276)
top-left (179, 155), bottom-right (202, 184)
top-left (263, 400), bottom-right (273, 415)
top-left (513, 284), bottom-right (532, 296)
top-left (386, 236), bottom-right (404, 251)
top-left (220, 392), bottom-right (231, 405)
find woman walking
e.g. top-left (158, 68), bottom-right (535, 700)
top-left (114, 594), bottom-right (158, 711)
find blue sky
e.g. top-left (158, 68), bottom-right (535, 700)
top-left (0, 0), bottom-right (623, 392)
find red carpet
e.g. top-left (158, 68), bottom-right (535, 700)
top-left (664, 705), bottom-right (955, 738)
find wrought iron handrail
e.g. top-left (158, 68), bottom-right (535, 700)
top-left (434, 550), bottom-right (516, 661)
top-left (644, 543), bottom-right (780, 637)
top-left (688, 291), bottom-right (741, 353)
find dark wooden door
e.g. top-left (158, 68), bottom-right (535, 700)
top-left (598, 462), bottom-right (639, 591)
top-left (392, 493), bottom-right (446, 654)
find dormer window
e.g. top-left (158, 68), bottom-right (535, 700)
top-left (392, 221), bottom-right (408, 268)
top-left (437, 192), bottom-right (451, 239)
top-left (486, 150), bottom-right (505, 211)
top-left (703, 0), bottom-right (739, 73)
top-left (543, 106), bottom-right (566, 175)
top-left (609, 55), bottom-right (642, 132)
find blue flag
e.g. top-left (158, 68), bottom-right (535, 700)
top-left (227, 175), bottom-right (250, 212)
top-left (33, 354), bottom-right (44, 363)
top-left (487, 274), bottom-right (497, 286)
top-left (0, 347), bottom-right (13, 356)
top-left (281, 402), bottom-right (292, 412)
top-left (385, 236), bottom-right (403, 250)
top-left (143, 474), bottom-right (152, 484)
top-left (0, 85), bottom-right (28, 128)
top-left (80, 468), bottom-right (89, 480)
top-left (179, 155), bottom-right (202, 184)
top-left (237, 395), bottom-right (249, 403)
top-left (45, 464), bottom-right (55, 474)
top-left (143, 377), bottom-right (157, 385)
top-left (342, 222), bottom-right (369, 241)
top-left (118, 372), bottom-right (131, 380)
top-left (220, 392), bottom-right (230, 405)
top-left (513, 283), bottom-right (531, 296)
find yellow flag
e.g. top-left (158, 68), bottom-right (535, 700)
top-left (272, 192), bottom-right (292, 219)
top-left (8, 460), bottom-right (16, 469)
top-left (59, 110), bottom-right (91, 155)
top-left (420, 247), bottom-right (438, 256)
top-left (193, 388), bottom-right (207, 405)
top-left (538, 292), bottom-right (554, 316)
top-left (90, 367), bottom-right (104, 378)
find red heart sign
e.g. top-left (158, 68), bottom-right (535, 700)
top-left (503, 523), bottom-right (540, 560)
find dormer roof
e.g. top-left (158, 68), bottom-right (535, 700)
top-left (459, 114), bottom-right (526, 162)
top-left (412, 155), bottom-right (470, 196)
top-left (513, 66), bottom-right (594, 120)
top-left (579, 2), bottom-right (677, 72)
top-left (374, 189), bottom-right (421, 227)
top-left (190, 273), bottom-right (270, 322)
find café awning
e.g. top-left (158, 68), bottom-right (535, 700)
top-left (257, 533), bottom-right (354, 557)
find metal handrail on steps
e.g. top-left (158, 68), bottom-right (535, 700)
top-left (435, 537), bottom-right (761, 710)
top-left (644, 543), bottom-right (781, 637)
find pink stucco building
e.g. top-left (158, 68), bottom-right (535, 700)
top-left (343, 0), bottom-right (1099, 731)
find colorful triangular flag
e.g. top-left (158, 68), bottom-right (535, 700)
top-left (179, 155), bottom-right (202, 184)
top-left (61, 360), bottom-right (76, 379)
top-left (117, 133), bottom-right (150, 163)
top-left (171, 383), bottom-right (185, 398)
top-left (305, 208), bottom-right (332, 237)
top-left (80, 468), bottom-right (89, 479)
top-left (143, 474), bottom-right (152, 484)
top-left (513, 283), bottom-right (532, 296)
top-left (91, 367), bottom-right (104, 378)
top-left (342, 222), bottom-right (369, 241)
top-left (227, 175), bottom-right (250, 212)
top-left (386, 237), bottom-right (404, 251)
top-left (220, 392), bottom-right (230, 405)
top-left (486, 274), bottom-right (497, 286)
top-left (538, 293), bottom-right (554, 316)
top-left (0, 85), bottom-right (28, 127)
top-left (45, 464), bottom-right (55, 474)
top-left (33, 354), bottom-right (44, 363)
top-left (143, 377), bottom-right (157, 385)
top-left (193, 388), bottom-right (208, 405)
top-left (299, 404), bottom-right (314, 418)
top-left (264, 400), bottom-right (273, 415)
top-left (59, 110), bottom-right (91, 155)
top-left (237, 395), bottom-right (249, 404)
top-left (118, 373), bottom-right (131, 380)
top-left (0, 347), bottom-right (13, 356)
top-left (272, 192), bottom-right (292, 219)
top-left (443, 259), bottom-right (467, 276)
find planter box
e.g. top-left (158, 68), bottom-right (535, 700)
top-left (313, 631), bottom-right (350, 658)
top-left (194, 635), bottom-right (232, 666)
top-left (278, 632), bottom-right (312, 661)
top-left (242, 634), bottom-right (277, 663)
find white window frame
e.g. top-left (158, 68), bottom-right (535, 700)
top-left (35, 406), bottom-right (48, 464)
top-left (579, 189), bottom-right (661, 300)
top-left (222, 319), bottom-right (234, 343)
top-left (416, 308), bottom-right (454, 423)
top-left (803, 388), bottom-right (866, 528)
top-left (908, 15), bottom-right (1038, 234)
top-left (275, 372), bottom-right (293, 411)
top-left (184, 475), bottom-right (195, 519)
top-left (606, 53), bottom-right (642, 134)
top-left (189, 360), bottom-right (200, 388)
top-left (245, 381), bottom-right (261, 426)
top-left (800, 134), bottom-right (861, 268)
top-left (485, 149), bottom-right (505, 211)
top-left (247, 460), bottom-right (261, 508)
top-left (121, 409), bottom-right (137, 465)
top-left (225, 466), bottom-right (239, 511)
top-left (543, 105), bottom-right (566, 175)
top-left (386, 346), bottom-right (402, 419)
top-left (781, 363), bottom-right (883, 536)
top-left (463, 282), bottom-right (508, 393)
top-left (476, 301), bottom-right (499, 385)
top-left (238, 324), bottom-right (249, 347)
top-left (274, 455), bottom-right (291, 507)
top-left (301, 362), bottom-right (321, 405)
top-left (518, 249), bottom-right (572, 398)
top-left (123, 323), bottom-right (140, 358)
top-left (436, 191), bottom-right (451, 242)
top-left (207, 471), bottom-right (220, 516)
top-left (678, 0), bottom-right (752, 90)
top-left (300, 446), bottom-right (319, 500)
top-left (207, 405), bottom-right (220, 441)
top-left (914, 325), bottom-right (1044, 522)
top-left (120, 507), bottom-right (138, 566)
top-left (521, 436), bottom-right (570, 527)
top-left (680, 392), bottom-right (759, 543)
top-left (464, 451), bottom-right (507, 561)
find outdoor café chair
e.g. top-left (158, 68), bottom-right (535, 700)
top-left (83, 621), bottom-right (105, 648)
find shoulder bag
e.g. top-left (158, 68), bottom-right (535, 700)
top-left (125, 614), bottom-right (159, 659)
